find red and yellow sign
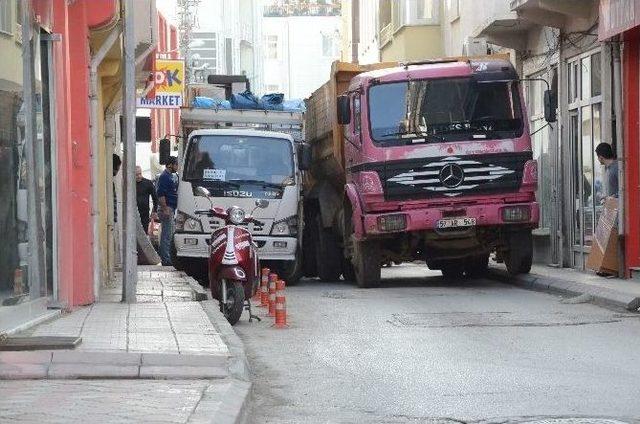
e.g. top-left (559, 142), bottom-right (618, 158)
top-left (137, 59), bottom-right (185, 109)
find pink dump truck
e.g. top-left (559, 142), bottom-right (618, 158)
top-left (303, 57), bottom-right (554, 287)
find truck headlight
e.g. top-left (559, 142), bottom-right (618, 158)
top-left (175, 210), bottom-right (203, 232)
top-left (271, 216), bottom-right (298, 236)
top-left (377, 214), bottom-right (407, 232)
top-left (502, 206), bottom-right (531, 223)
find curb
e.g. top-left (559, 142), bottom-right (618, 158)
top-left (489, 268), bottom-right (640, 311)
top-left (183, 275), bottom-right (210, 301)
top-left (189, 379), bottom-right (252, 424)
top-left (200, 300), bottom-right (251, 382)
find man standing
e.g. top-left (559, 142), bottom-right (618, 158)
top-left (157, 157), bottom-right (179, 266)
top-left (595, 142), bottom-right (618, 198)
top-left (136, 166), bottom-right (158, 234)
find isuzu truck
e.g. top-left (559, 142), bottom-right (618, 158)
top-left (303, 58), bottom-right (554, 287)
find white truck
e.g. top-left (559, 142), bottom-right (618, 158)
top-left (167, 105), bottom-right (308, 285)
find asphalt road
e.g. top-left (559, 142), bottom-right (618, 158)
top-left (235, 264), bottom-right (640, 424)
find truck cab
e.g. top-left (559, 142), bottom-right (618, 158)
top-left (304, 58), bottom-right (553, 287)
top-left (173, 128), bottom-right (306, 283)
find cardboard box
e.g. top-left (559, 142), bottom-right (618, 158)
top-left (586, 197), bottom-right (619, 275)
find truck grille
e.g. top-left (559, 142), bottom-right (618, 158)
top-left (379, 152), bottom-right (532, 200)
top-left (208, 219), bottom-right (269, 235)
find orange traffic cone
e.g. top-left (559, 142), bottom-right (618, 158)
top-left (256, 268), bottom-right (268, 303)
top-left (268, 273), bottom-right (277, 317)
top-left (260, 269), bottom-right (271, 307)
top-left (273, 280), bottom-right (288, 328)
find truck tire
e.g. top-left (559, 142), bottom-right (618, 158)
top-left (464, 254), bottom-right (489, 278)
top-left (504, 229), bottom-right (533, 275)
top-left (302, 213), bottom-right (318, 277)
top-left (353, 239), bottom-right (381, 288)
top-left (280, 249), bottom-right (303, 286)
top-left (441, 263), bottom-right (464, 280)
top-left (316, 215), bottom-right (342, 281)
top-left (342, 256), bottom-right (356, 282)
top-left (171, 242), bottom-right (184, 271)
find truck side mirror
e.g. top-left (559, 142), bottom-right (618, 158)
top-left (298, 144), bottom-right (312, 171)
top-left (337, 95), bottom-right (351, 125)
top-left (544, 90), bottom-right (557, 123)
top-left (159, 138), bottom-right (171, 164)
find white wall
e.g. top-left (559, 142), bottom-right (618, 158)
top-left (341, 0), bottom-right (379, 64)
top-left (262, 15), bottom-right (341, 99)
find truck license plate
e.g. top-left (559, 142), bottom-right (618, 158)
top-left (437, 217), bottom-right (476, 229)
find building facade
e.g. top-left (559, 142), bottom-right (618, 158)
top-left (189, 0), bottom-right (263, 93)
top-left (262, 0), bottom-right (341, 99)
top-left (0, 0), bottom-right (157, 334)
top-left (341, 0), bottom-right (380, 64)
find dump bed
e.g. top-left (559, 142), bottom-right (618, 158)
top-left (305, 61), bottom-right (396, 188)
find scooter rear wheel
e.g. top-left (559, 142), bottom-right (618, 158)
top-left (220, 280), bottom-right (245, 325)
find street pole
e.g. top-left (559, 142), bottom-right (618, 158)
top-left (122, 0), bottom-right (138, 302)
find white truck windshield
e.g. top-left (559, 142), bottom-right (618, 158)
top-left (183, 135), bottom-right (294, 185)
top-left (368, 77), bottom-right (524, 144)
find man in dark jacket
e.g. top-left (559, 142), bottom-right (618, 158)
top-left (136, 166), bottom-right (158, 234)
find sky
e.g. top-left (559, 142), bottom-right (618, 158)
top-left (156, 0), bottom-right (177, 25)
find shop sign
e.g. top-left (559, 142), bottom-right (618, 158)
top-left (137, 59), bottom-right (185, 109)
top-left (599, 0), bottom-right (640, 40)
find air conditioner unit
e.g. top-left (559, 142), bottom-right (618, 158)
top-left (463, 37), bottom-right (488, 56)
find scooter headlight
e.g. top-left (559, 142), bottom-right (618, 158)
top-left (228, 206), bottom-right (246, 225)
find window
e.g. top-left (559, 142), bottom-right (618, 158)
top-left (266, 35), bottom-right (278, 60)
top-left (191, 32), bottom-right (217, 75)
top-left (0, 0), bottom-right (12, 34)
top-left (417, 0), bottom-right (434, 20)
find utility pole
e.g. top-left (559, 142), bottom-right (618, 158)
top-left (177, 0), bottom-right (201, 83)
top-left (351, 0), bottom-right (360, 64)
top-left (122, 0), bottom-right (137, 302)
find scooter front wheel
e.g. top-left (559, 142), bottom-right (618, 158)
top-left (220, 279), bottom-right (245, 325)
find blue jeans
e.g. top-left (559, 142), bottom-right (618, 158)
top-left (159, 208), bottom-right (175, 266)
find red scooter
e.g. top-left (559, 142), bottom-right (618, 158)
top-left (194, 187), bottom-right (268, 325)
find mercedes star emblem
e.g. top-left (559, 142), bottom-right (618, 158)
top-left (439, 163), bottom-right (465, 188)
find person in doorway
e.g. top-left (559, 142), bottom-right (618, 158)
top-left (113, 154), bottom-right (122, 222)
top-left (157, 156), bottom-right (179, 266)
top-left (136, 166), bottom-right (158, 234)
top-left (595, 142), bottom-right (619, 199)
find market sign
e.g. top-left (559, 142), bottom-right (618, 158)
top-left (599, 0), bottom-right (640, 40)
top-left (137, 59), bottom-right (185, 109)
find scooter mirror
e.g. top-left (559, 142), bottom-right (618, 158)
top-left (194, 186), bottom-right (211, 198)
top-left (255, 199), bottom-right (269, 209)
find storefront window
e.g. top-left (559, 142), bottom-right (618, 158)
top-left (568, 50), bottom-right (603, 268)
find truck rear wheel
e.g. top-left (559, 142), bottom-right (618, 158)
top-left (464, 254), bottom-right (489, 278)
top-left (316, 215), bottom-right (342, 281)
top-left (504, 229), bottom-right (533, 275)
top-left (441, 262), bottom-right (464, 280)
top-left (171, 242), bottom-right (184, 271)
top-left (302, 212), bottom-right (318, 277)
top-left (353, 239), bottom-right (381, 288)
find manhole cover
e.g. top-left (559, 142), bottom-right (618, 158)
top-left (389, 312), bottom-right (624, 328)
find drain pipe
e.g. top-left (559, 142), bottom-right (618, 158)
top-left (90, 24), bottom-right (122, 301)
top-left (612, 39), bottom-right (625, 277)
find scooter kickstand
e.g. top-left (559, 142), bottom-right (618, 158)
top-left (245, 300), bottom-right (261, 322)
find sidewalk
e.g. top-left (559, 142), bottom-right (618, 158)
top-left (0, 267), bottom-right (251, 424)
top-left (490, 264), bottom-right (640, 311)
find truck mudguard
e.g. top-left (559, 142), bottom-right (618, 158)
top-left (345, 183), bottom-right (364, 239)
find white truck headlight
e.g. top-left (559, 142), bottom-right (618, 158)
top-left (271, 216), bottom-right (298, 236)
top-left (175, 210), bottom-right (203, 233)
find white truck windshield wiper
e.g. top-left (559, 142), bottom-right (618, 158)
top-left (381, 131), bottom-right (445, 143)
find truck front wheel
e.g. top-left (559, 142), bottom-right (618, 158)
top-left (353, 239), bottom-right (381, 288)
top-left (504, 229), bottom-right (533, 275)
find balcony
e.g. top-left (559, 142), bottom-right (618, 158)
top-left (473, 16), bottom-right (532, 51)
top-left (510, 0), bottom-right (595, 28)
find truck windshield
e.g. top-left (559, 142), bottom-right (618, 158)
top-left (183, 135), bottom-right (294, 185)
top-left (368, 77), bottom-right (524, 144)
